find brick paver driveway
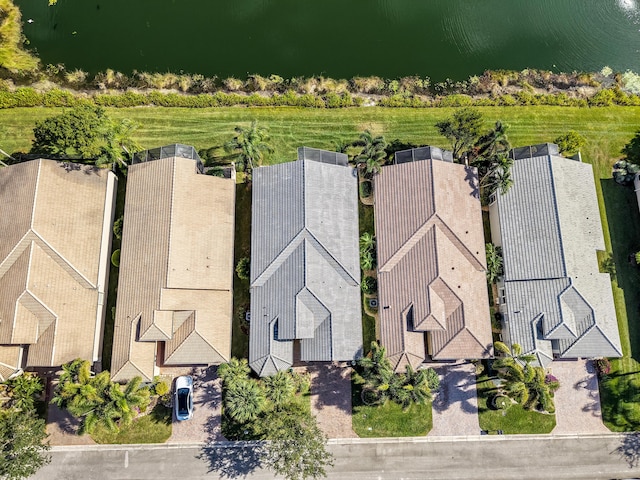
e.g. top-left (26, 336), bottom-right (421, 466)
top-left (164, 366), bottom-right (224, 444)
top-left (428, 362), bottom-right (480, 436)
top-left (551, 359), bottom-right (609, 434)
top-left (303, 363), bottom-right (357, 439)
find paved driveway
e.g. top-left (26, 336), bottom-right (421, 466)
top-left (163, 366), bottom-right (224, 444)
top-left (551, 359), bottom-right (609, 434)
top-left (428, 362), bottom-right (480, 436)
top-left (299, 363), bottom-right (357, 439)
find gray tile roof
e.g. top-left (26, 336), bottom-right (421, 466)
top-left (375, 155), bottom-right (492, 371)
top-left (494, 146), bottom-right (622, 365)
top-left (249, 151), bottom-right (362, 376)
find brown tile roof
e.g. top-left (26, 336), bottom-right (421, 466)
top-left (375, 159), bottom-right (492, 371)
top-left (0, 160), bottom-right (116, 368)
top-left (111, 157), bottom-right (235, 382)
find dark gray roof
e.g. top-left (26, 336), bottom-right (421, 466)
top-left (249, 153), bottom-right (362, 376)
top-left (495, 146), bottom-right (622, 365)
top-left (394, 147), bottom-right (453, 165)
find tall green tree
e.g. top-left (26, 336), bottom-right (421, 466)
top-left (354, 130), bottom-right (386, 178)
top-left (622, 130), bottom-right (640, 166)
top-left (225, 379), bottom-right (266, 424)
top-left (224, 120), bottom-right (273, 179)
top-left (0, 409), bottom-right (50, 480)
top-left (30, 105), bottom-right (140, 170)
top-left (263, 371), bottom-right (296, 408)
top-left (475, 121), bottom-right (510, 158)
top-left (218, 357), bottom-right (251, 389)
top-left (435, 108), bottom-right (484, 162)
top-left (261, 403), bottom-right (334, 480)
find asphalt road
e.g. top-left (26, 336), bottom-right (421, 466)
top-left (32, 434), bottom-right (640, 480)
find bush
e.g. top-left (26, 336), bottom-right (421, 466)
top-left (426, 368), bottom-right (440, 391)
top-left (111, 249), bottom-right (120, 267)
top-left (595, 358), bottom-right (611, 377)
top-left (113, 216), bottom-right (123, 240)
top-left (361, 276), bottom-right (378, 295)
top-left (359, 180), bottom-right (372, 198)
top-left (491, 394), bottom-right (511, 410)
top-left (236, 257), bottom-right (250, 280)
top-left (152, 377), bottom-right (169, 397)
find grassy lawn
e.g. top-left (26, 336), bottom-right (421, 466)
top-left (476, 373), bottom-right (556, 434)
top-left (351, 373), bottom-right (432, 437)
top-left (3, 106), bottom-right (640, 166)
top-left (231, 182), bottom-right (252, 359)
top-left (91, 403), bottom-right (172, 444)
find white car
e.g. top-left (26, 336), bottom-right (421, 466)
top-left (174, 375), bottom-right (194, 421)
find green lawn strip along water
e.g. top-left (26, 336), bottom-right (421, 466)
top-left (351, 372), bottom-right (432, 437)
top-left (231, 182), bottom-right (251, 359)
top-left (476, 373), bottom-right (555, 434)
top-left (91, 403), bottom-right (172, 444)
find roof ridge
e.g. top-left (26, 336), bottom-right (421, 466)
top-left (30, 231), bottom-right (95, 289)
top-left (547, 156), bottom-right (568, 277)
top-left (432, 215), bottom-right (485, 271)
top-left (379, 215), bottom-right (437, 273)
top-left (303, 230), bottom-right (359, 286)
top-left (0, 231), bottom-right (33, 280)
top-left (251, 228), bottom-right (306, 286)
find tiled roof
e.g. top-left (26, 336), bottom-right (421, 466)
top-left (494, 146), bottom-right (622, 364)
top-left (111, 156), bottom-right (235, 382)
top-left (249, 151), bottom-right (362, 376)
top-left (0, 160), bottom-right (115, 368)
top-left (375, 153), bottom-right (492, 371)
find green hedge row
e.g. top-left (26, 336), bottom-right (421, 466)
top-left (1, 86), bottom-right (639, 109)
top-left (0, 88), bottom-right (363, 109)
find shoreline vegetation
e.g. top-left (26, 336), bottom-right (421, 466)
top-left (2, 68), bottom-right (640, 109)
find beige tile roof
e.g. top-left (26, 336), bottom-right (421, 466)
top-left (375, 159), bottom-right (492, 371)
top-left (111, 157), bottom-right (235, 382)
top-left (0, 346), bottom-right (22, 381)
top-left (0, 160), bottom-right (116, 368)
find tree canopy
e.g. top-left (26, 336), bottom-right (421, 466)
top-left (622, 130), bottom-right (640, 166)
top-left (0, 408), bottom-right (50, 480)
top-left (30, 104), bottom-right (140, 170)
top-left (554, 130), bottom-right (586, 156)
top-left (224, 120), bottom-right (273, 179)
top-left (435, 108), bottom-right (484, 161)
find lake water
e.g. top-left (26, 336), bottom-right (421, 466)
top-left (14, 0), bottom-right (640, 81)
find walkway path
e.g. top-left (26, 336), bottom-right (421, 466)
top-left (551, 359), bottom-right (609, 434)
top-left (429, 362), bottom-right (480, 436)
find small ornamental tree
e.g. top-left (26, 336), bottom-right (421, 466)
top-left (554, 131), bottom-right (586, 156)
top-left (235, 257), bottom-right (251, 281)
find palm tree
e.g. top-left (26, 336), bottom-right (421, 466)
top-left (218, 357), bottom-right (251, 389)
top-left (359, 232), bottom-right (376, 253)
top-left (485, 243), bottom-right (503, 284)
top-left (473, 152), bottom-right (514, 198)
top-left (95, 118), bottom-right (141, 171)
top-left (6, 372), bottom-right (43, 411)
top-left (263, 371), bottom-right (295, 408)
top-left (475, 121), bottom-right (510, 158)
top-left (397, 365), bottom-right (432, 409)
top-left (360, 250), bottom-right (376, 271)
top-left (354, 130), bottom-right (386, 178)
top-left (493, 342), bottom-right (557, 412)
top-left (224, 121), bottom-right (273, 180)
top-left (225, 379), bottom-right (266, 424)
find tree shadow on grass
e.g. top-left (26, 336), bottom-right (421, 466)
top-left (198, 441), bottom-right (265, 479)
top-left (615, 432), bottom-right (640, 468)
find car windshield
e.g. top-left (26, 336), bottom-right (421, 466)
top-left (177, 388), bottom-right (190, 414)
